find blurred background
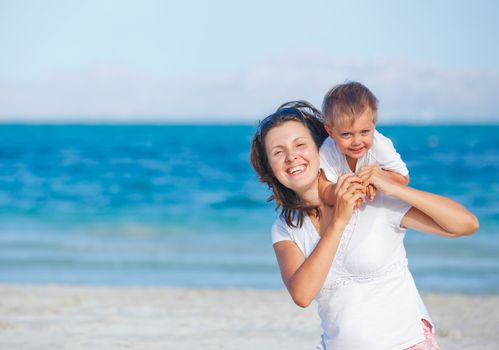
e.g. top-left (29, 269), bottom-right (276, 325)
top-left (0, 0), bottom-right (498, 293)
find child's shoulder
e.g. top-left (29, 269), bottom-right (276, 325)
top-left (372, 129), bottom-right (396, 151)
top-left (320, 136), bottom-right (340, 153)
top-left (319, 137), bottom-right (343, 160)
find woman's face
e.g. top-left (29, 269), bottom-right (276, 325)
top-left (264, 120), bottom-right (320, 195)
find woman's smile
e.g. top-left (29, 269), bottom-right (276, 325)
top-left (287, 164), bottom-right (307, 176)
top-left (264, 120), bottom-right (320, 194)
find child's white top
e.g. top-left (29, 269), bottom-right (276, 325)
top-left (272, 194), bottom-right (431, 350)
top-left (320, 130), bottom-right (409, 183)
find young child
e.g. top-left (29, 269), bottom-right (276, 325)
top-left (319, 81), bottom-right (409, 203)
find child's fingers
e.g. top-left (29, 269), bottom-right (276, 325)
top-left (367, 184), bottom-right (377, 201)
top-left (350, 191), bottom-right (367, 209)
top-left (355, 197), bottom-right (363, 209)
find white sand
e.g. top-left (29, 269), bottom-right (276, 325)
top-left (0, 285), bottom-right (498, 349)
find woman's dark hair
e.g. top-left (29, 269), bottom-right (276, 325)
top-left (250, 100), bottom-right (328, 228)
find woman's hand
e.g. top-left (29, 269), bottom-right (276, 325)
top-left (328, 173), bottom-right (365, 231)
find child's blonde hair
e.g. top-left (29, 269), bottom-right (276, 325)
top-left (322, 81), bottom-right (378, 127)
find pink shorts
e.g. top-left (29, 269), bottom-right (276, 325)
top-left (405, 319), bottom-right (441, 350)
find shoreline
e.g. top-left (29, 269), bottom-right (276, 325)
top-left (1, 285), bottom-right (498, 349)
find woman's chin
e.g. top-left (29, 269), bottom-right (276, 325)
top-left (289, 178), bottom-right (318, 196)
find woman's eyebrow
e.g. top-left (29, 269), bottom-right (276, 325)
top-left (269, 144), bottom-right (284, 152)
top-left (269, 137), bottom-right (306, 151)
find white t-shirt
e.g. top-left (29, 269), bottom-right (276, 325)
top-left (320, 130), bottom-right (409, 183)
top-left (272, 194), bottom-right (431, 350)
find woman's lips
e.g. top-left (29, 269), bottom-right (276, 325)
top-left (287, 164), bottom-right (306, 175)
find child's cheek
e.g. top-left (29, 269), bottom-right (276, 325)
top-left (366, 135), bottom-right (374, 149)
top-left (337, 141), bottom-right (349, 153)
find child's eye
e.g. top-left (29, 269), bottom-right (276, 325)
top-left (340, 133), bottom-right (351, 138)
top-left (361, 129), bottom-right (371, 135)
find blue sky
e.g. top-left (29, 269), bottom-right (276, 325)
top-left (1, 0), bottom-right (498, 123)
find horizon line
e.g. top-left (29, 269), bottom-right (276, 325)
top-left (1, 120), bottom-right (498, 126)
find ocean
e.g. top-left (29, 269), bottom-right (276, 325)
top-left (0, 124), bottom-right (498, 293)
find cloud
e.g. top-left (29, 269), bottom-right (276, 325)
top-left (1, 54), bottom-right (498, 123)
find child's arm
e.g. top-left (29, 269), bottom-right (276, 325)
top-left (318, 138), bottom-right (342, 206)
top-left (318, 170), bottom-right (337, 206)
top-left (371, 130), bottom-right (409, 180)
top-left (365, 130), bottom-right (409, 200)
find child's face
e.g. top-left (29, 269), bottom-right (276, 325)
top-left (326, 109), bottom-right (375, 161)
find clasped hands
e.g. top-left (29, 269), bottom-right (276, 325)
top-left (319, 166), bottom-right (396, 210)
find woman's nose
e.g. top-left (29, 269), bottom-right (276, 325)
top-left (285, 151), bottom-right (297, 163)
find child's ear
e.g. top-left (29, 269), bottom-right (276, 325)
top-left (324, 124), bottom-right (335, 138)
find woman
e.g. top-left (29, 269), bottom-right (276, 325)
top-left (250, 102), bottom-right (479, 350)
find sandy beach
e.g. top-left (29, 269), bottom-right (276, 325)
top-left (0, 285), bottom-right (498, 349)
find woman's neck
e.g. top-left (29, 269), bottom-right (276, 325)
top-left (298, 179), bottom-right (322, 208)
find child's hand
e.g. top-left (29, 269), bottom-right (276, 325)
top-left (366, 184), bottom-right (377, 201)
top-left (353, 184), bottom-right (375, 208)
top-left (354, 197), bottom-right (363, 209)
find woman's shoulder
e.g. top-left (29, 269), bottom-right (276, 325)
top-left (271, 215), bottom-right (292, 245)
top-left (272, 215), bottom-right (288, 232)
top-left (272, 214), bottom-right (318, 257)
top-left (271, 214), bottom-right (310, 244)
top-left (272, 214), bottom-right (299, 235)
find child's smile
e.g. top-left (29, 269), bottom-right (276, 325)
top-left (327, 109), bottom-right (375, 171)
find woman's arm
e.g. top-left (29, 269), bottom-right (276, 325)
top-left (393, 186), bottom-right (478, 236)
top-left (274, 223), bottom-right (343, 308)
top-left (274, 174), bottom-right (365, 308)
top-left (358, 166), bottom-right (479, 237)
top-left (384, 170), bottom-right (409, 186)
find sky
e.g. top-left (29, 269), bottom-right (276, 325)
top-left (1, 0), bottom-right (498, 123)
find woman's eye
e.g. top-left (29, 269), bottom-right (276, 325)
top-left (297, 143), bottom-right (305, 148)
top-left (273, 151), bottom-right (282, 156)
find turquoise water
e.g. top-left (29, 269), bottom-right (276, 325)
top-left (0, 124), bottom-right (498, 293)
